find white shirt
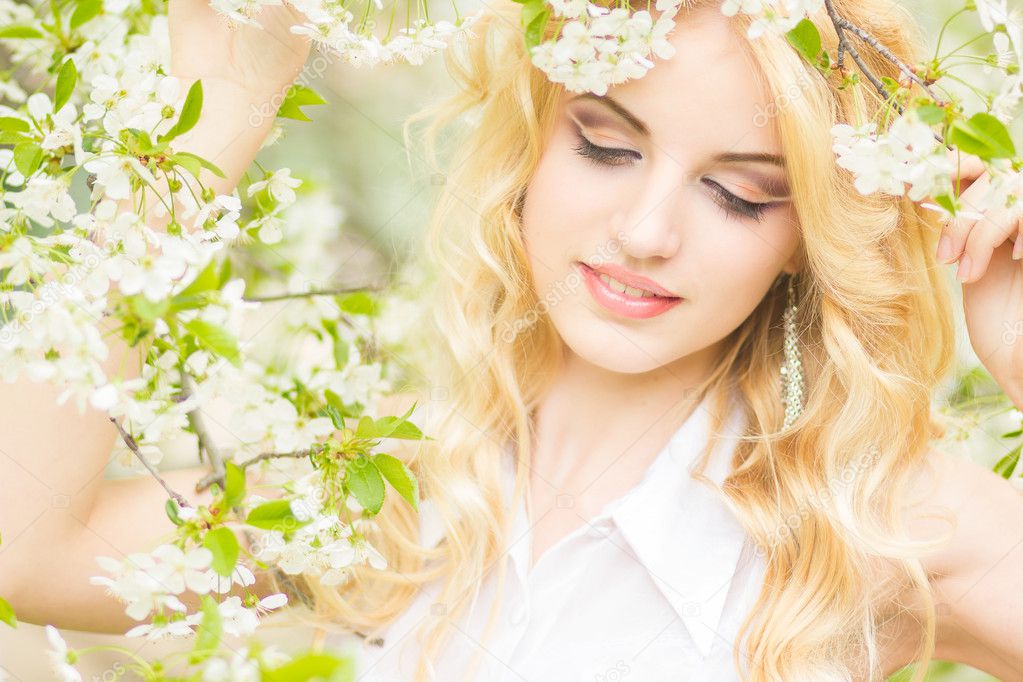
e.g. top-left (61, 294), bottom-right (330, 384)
top-left (339, 390), bottom-right (767, 681)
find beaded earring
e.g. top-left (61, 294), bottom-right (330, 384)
top-left (780, 272), bottom-right (805, 429)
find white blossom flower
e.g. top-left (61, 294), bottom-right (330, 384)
top-left (44, 626), bottom-right (82, 682)
top-left (202, 648), bottom-right (261, 682)
top-left (8, 175), bottom-right (77, 227)
top-left (0, 236), bottom-right (47, 285)
top-left (124, 612), bottom-right (202, 641)
top-left (215, 593), bottom-right (288, 637)
top-left (247, 168), bottom-right (302, 205)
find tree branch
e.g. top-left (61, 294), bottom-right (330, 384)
top-left (824, 0), bottom-right (905, 114)
top-left (194, 448), bottom-right (314, 493)
top-left (109, 417), bottom-right (192, 509)
top-left (822, 0), bottom-right (947, 147)
top-left (180, 368), bottom-right (225, 478)
top-left (242, 282), bottom-right (387, 304)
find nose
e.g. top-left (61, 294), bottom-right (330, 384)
top-left (615, 166), bottom-right (686, 261)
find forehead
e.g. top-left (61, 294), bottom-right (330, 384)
top-left (564, 6), bottom-right (781, 158)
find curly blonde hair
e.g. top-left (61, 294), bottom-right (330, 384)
top-left (272, 1), bottom-right (960, 680)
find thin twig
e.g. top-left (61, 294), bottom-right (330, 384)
top-left (242, 282), bottom-right (387, 303)
top-left (109, 417), bottom-right (192, 509)
top-left (822, 0), bottom-right (948, 147)
top-left (832, 15), bottom-right (944, 103)
top-left (195, 449), bottom-right (314, 493)
top-left (823, 0), bottom-right (904, 114)
top-left (180, 368), bottom-right (225, 477)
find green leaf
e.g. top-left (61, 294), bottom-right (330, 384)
top-left (373, 453), bottom-right (419, 512)
top-left (202, 527), bottom-right (240, 577)
top-left (223, 460), bottom-right (246, 509)
top-left (170, 259), bottom-right (221, 311)
top-left (165, 498), bottom-right (185, 526)
top-left (53, 59), bottom-right (77, 114)
top-left (338, 292), bottom-right (378, 316)
top-left (949, 112), bottom-right (1017, 160)
top-left (932, 192), bottom-right (958, 215)
top-left (70, 0), bottom-right (103, 29)
top-left (183, 319), bottom-right (241, 367)
top-left (130, 294), bottom-right (170, 322)
top-left (0, 131), bottom-right (31, 145)
top-left (354, 415), bottom-right (377, 439)
top-left (189, 595), bottom-right (222, 664)
top-left (172, 150), bottom-right (226, 179)
top-left (218, 256), bottom-right (232, 287)
top-left (263, 652), bottom-right (356, 682)
top-left (374, 401), bottom-right (425, 440)
top-left (0, 25), bottom-right (44, 39)
top-left (322, 388), bottom-right (346, 430)
top-left (914, 103), bottom-right (945, 126)
top-left (523, 4), bottom-right (549, 49)
top-left (159, 79), bottom-right (203, 144)
top-left (246, 500), bottom-right (311, 531)
top-left (12, 142), bottom-right (42, 177)
top-left (0, 117), bottom-right (30, 133)
top-left (993, 444), bottom-right (1021, 479)
top-left (346, 456), bottom-right (385, 515)
top-left (375, 417), bottom-right (424, 440)
top-left (786, 19), bottom-right (821, 63)
top-left (0, 595), bottom-right (17, 628)
top-left (276, 83), bottom-right (327, 122)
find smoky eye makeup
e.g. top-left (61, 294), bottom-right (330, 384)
top-left (566, 109), bottom-right (643, 166)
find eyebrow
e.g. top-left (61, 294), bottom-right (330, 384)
top-left (569, 93), bottom-right (787, 168)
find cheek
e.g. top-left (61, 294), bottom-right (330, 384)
top-left (689, 213), bottom-right (799, 307)
top-left (521, 145), bottom-right (598, 268)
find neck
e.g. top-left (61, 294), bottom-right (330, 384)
top-left (527, 341), bottom-right (722, 487)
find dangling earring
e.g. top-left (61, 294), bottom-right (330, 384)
top-left (780, 272), bottom-right (805, 429)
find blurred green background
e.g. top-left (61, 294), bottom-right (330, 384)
top-left (0, 0), bottom-right (1018, 678)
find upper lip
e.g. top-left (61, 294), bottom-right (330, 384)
top-left (579, 261), bottom-right (680, 298)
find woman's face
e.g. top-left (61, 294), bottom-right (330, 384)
top-left (520, 6), bottom-right (802, 375)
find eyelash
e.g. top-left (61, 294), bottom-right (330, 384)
top-left (571, 131), bottom-right (773, 223)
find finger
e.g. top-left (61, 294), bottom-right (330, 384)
top-left (936, 170), bottom-right (992, 265)
top-left (945, 148), bottom-right (987, 190)
top-left (957, 203), bottom-right (1023, 283)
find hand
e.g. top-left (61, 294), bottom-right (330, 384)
top-left (930, 150), bottom-right (1023, 395)
top-left (168, 0), bottom-right (313, 102)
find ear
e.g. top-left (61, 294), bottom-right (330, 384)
top-left (781, 248), bottom-right (805, 277)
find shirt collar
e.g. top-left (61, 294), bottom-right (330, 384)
top-left (498, 389), bottom-right (750, 660)
top-left (609, 388), bottom-right (749, 659)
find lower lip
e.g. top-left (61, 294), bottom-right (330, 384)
top-left (576, 262), bottom-right (683, 319)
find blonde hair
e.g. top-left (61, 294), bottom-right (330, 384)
top-left (273, 0), bottom-right (960, 679)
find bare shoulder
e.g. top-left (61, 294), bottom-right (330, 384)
top-left (885, 445), bottom-right (1023, 677)
top-left (900, 446), bottom-right (1023, 577)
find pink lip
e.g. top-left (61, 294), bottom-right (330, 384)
top-left (576, 262), bottom-right (684, 319)
top-left (583, 261), bottom-right (678, 298)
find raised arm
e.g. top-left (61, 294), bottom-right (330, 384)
top-left (0, 0), bottom-right (311, 632)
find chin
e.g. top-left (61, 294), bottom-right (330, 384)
top-left (554, 319), bottom-right (679, 375)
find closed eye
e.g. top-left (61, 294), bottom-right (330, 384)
top-left (701, 178), bottom-right (774, 223)
top-left (572, 129), bottom-right (776, 223)
top-left (572, 131), bottom-right (641, 167)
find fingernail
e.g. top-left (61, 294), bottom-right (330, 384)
top-left (937, 234), bottom-right (952, 262)
top-left (1014, 234), bottom-right (1023, 261)
top-left (956, 253), bottom-right (972, 282)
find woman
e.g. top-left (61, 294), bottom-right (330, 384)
top-left (2, 0), bottom-right (1022, 679)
